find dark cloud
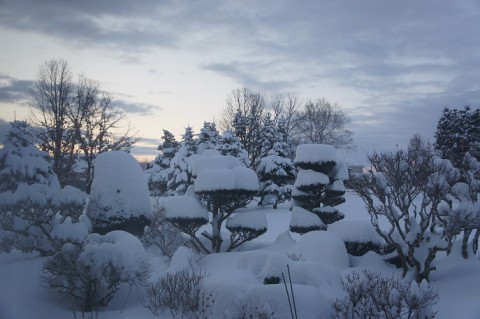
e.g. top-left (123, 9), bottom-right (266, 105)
top-left (0, 75), bottom-right (34, 104)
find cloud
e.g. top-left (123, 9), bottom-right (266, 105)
top-left (0, 75), bottom-right (34, 105)
top-left (113, 99), bottom-right (160, 115)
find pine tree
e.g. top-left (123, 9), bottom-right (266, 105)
top-left (256, 115), bottom-right (296, 208)
top-left (149, 130), bottom-right (180, 196)
top-left (289, 144), bottom-right (347, 234)
top-left (435, 106), bottom-right (480, 167)
top-left (196, 121), bottom-right (219, 155)
top-left (0, 121), bottom-right (85, 255)
top-left (167, 126), bottom-right (197, 195)
top-left (217, 129), bottom-right (249, 167)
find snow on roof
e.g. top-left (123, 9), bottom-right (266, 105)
top-left (294, 144), bottom-right (336, 164)
top-left (87, 151), bottom-right (152, 220)
top-left (290, 206), bottom-right (325, 228)
top-left (190, 151), bottom-right (242, 176)
top-left (294, 169), bottom-right (329, 188)
top-left (164, 196), bottom-right (209, 220)
top-left (195, 167), bottom-right (259, 192)
top-left (226, 212), bottom-right (267, 231)
top-left (328, 220), bottom-right (384, 244)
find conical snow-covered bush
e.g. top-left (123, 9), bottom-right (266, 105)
top-left (87, 151), bottom-right (152, 236)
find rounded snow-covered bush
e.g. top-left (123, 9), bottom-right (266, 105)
top-left (226, 212), bottom-right (267, 251)
top-left (87, 151), bottom-right (152, 236)
top-left (290, 206), bottom-right (326, 234)
top-left (165, 195), bottom-right (209, 235)
top-left (42, 230), bottom-right (150, 313)
top-left (328, 220), bottom-right (388, 256)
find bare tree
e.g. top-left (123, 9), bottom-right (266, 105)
top-left (294, 98), bottom-right (354, 148)
top-left (269, 93), bottom-right (302, 141)
top-left (69, 75), bottom-right (138, 192)
top-left (32, 59), bottom-right (76, 186)
top-left (31, 59), bottom-right (138, 190)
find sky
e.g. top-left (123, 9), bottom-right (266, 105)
top-left (0, 0), bottom-right (479, 164)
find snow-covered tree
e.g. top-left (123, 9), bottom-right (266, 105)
top-left (196, 121), bottom-right (219, 155)
top-left (216, 129), bottom-right (249, 167)
top-left (256, 115), bottom-right (296, 208)
top-left (289, 144), bottom-right (347, 234)
top-left (87, 151), bottom-right (152, 236)
top-left (0, 121), bottom-right (85, 255)
top-left (148, 129), bottom-right (180, 196)
top-left (434, 106), bottom-right (480, 166)
top-left (165, 150), bottom-right (262, 253)
top-left (167, 126), bottom-right (197, 195)
top-left (437, 152), bottom-right (480, 258)
top-left (349, 136), bottom-right (459, 282)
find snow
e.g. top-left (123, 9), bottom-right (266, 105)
top-left (328, 220), bottom-right (385, 244)
top-left (294, 144), bottom-right (336, 164)
top-left (328, 179), bottom-right (345, 192)
top-left (3, 190), bottom-right (480, 318)
top-left (87, 151), bottom-right (152, 220)
top-left (51, 216), bottom-right (90, 243)
top-left (190, 150), bottom-right (241, 176)
top-left (226, 212), bottom-right (267, 231)
top-left (290, 206), bottom-right (325, 228)
top-left (164, 195), bottom-right (208, 220)
top-left (194, 167), bottom-right (259, 192)
top-left (288, 231), bottom-right (349, 268)
top-left (294, 169), bottom-right (329, 188)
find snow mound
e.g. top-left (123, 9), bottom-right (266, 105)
top-left (195, 167), bottom-right (259, 192)
top-left (295, 144), bottom-right (336, 164)
top-left (290, 206), bottom-right (325, 229)
top-left (87, 151), bottom-right (152, 220)
top-left (227, 212), bottom-right (267, 231)
top-left (168, 246), bottom-right (198, 273)
top-left (288, 231), bottom-right (349, 268)
top-left (164, 195), bottom-right (209, 220)
top-left (328, 220), bottom-right (384, 244)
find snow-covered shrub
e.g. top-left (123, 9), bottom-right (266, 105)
top-left (329, 221), bottom-right (389, 256)
top-left (289, 206), bottom-right (326, 234)
top-left (289, 144), bottom-right (347, 233)
top-left (142, 198), bottom-right (186, 259)
top-left (41, 230), bottom-right (150, 313)
top-left (226, 212), bottom-right (267, 251)
top-left (164, 195), bottom-right (209, 254)
top-left (228, 298), bottom-right (276, 319)
top-left (143, 268), bottom-right (214, 318)
top-left (86, 151), bottom-right (152, 236)
top-left (436, 152), bottom-right (480, 258)
top-left (349, 135), bottom-right (457, 282)
top-left (331, 269), bottom-right (439, 319)
top-left (0, 121), bottom-right (85, 256)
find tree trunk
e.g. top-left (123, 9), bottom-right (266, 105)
top-left (462, 229), bottom-right (472, 259)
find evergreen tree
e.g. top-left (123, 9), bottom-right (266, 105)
top-left (256, 115), bottom-right (296, 208)
top-left (196, 121), bottom-right (219, 155)
top-left (148, 130), bottom-right (180, 196)
top-left (0, 121), bottom-right (85, 255)
top-left (167, 126), bottom-right (197, 195)
top-left (289, 144), bottom-right (347, 234)
top-left (232, 106), bottom-right (263, 168)
top-left (435, 106), bottom-right (480, 167)
top-left (216, 129), bottom-right (249, 167)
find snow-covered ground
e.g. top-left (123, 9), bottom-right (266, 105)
top-left (1, 192), bottom-right (480, 318)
